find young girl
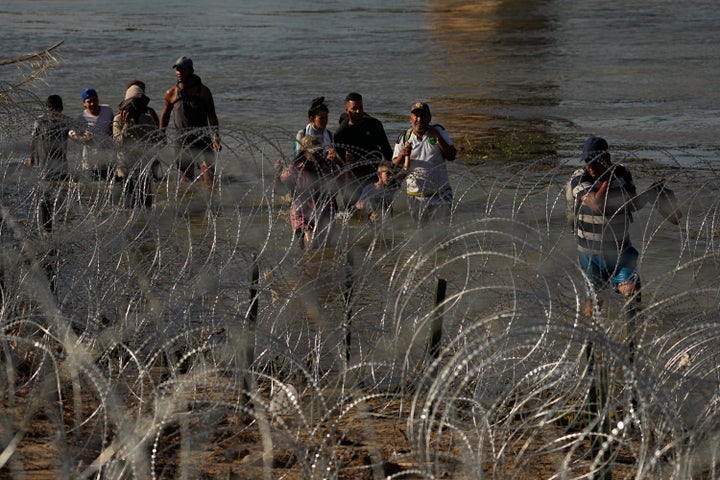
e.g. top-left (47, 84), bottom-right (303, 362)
top-left (281, 136), bottom-right (344, 249)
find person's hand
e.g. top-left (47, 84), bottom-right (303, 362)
top-left (402, 142), bottom-right (412, 158)
top-left (27, 156), bottom-right (34, 167)
top-left (80, 131), bottom-right (93, 143)
top-left (70, 129), bottom-right (91, 143)
top-left (326, 147), bottom-right (339, 164)
top-left (155, 130), bottom-right (167, 145)
top-left (344, 150), bottom-right (355, 164)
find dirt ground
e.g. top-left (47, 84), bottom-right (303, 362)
top-left (0, 342), bottom-right (646, 480)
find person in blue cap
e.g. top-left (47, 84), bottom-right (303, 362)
top-left (70, 87), bottom-right (115, 179)
top-left (569, 136), bottom-right (648, 316)
top-left (158, 55), bottom-right (221, 188)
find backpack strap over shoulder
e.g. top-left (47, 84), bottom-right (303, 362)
top-left (397, 127), bottom-right (413, 144)
top-left (398, 124), bottom-right (445, 144)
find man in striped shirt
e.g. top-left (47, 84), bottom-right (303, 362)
top-left (570, 136), bottom-right (646, 316)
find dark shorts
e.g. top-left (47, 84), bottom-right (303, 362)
top-left (175, 141), bottom-right (214, 180)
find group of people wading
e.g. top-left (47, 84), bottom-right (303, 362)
top-left (27, 55), bottom-right (678, 318)
top-left (278, 94), bottom-right (458, 249)
top-left (29, 55), bottom-right (221, 210)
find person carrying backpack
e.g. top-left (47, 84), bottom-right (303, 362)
top-left (391, 101), bottom-right (457, 223)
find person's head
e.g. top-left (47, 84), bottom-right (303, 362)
top-left (376, 161), bottom-right (394, 185)
top-left (124, 85), bottom-right (145, 100)
top-left (126, 79), bottom-right (146, 92)
top-left (45, 95), bottom-right (63, 113)
top-left (410, 101), bottom-right (432, 135)
top-left (582, 136), bottom-right (611, 178)
top-left (298, 135), bottom-right (323, 165)
top-left (308, 97), bottom-right (329, 130)
top-left (344, 92), bottom-right (364, 125)
top-left (119, 84), bottom-right (150, 119)
top-left (81, 88), bottom-right (100, 115)
top-left (173, 56), bottom-right (194, 83)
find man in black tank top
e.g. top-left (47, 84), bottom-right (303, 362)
top-left (159, 56), bottom-right (221, 188)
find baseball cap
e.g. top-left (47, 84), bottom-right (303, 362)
top-left (173, 56), bottom-right (193, 70)
top-left (81, 88), bottom-right (98, 101)
top-left (410, 101), bottom-right (431, 115)
top-left (581, 136), bottom-right (609, 163)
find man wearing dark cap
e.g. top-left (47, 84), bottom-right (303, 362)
top-left (75, 88), bottom-right (114, 138)
top-left (391, 101), bottom-right (457, 222)
top-left (333, 92), bottom-right (393, 206)
top-left (159, 55), bottom-right (221, 188)
top-left (570, 136), bottom-right (647, 316)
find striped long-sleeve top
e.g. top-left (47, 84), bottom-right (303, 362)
top-left (570, 164), bottom-right (637, 256)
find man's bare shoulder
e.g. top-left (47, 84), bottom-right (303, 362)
top-left (164, 85), bottom-right (179, 102)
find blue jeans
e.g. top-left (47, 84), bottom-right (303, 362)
top-left (578, 246), bottom-right (640, 292)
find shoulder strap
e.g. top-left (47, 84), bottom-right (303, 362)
top-left (400, 124), bottom-right (445, 143)
top-left (397, 127), bottom-right (413, 144)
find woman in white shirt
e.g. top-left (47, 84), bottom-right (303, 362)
top-left (294, 96), bottom-right (333, 155)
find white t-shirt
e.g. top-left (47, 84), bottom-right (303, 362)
top-left (77, 105), bottom-right (114, 135)
top-left (75, 105), bottom-right (115, 167)
top-left (392, 127), bottom-right (453, 196)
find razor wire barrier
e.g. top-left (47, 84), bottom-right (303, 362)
top-left (2, 91), bottom-right (720, 477)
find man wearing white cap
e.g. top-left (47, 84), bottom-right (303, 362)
top-left (391, 101), bottom-right (456, 222)
top-left (159, 56), bottom-right (221, 188)
top-left (113, 82), bottom-right (159, 207)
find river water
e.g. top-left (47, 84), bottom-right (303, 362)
top-left (2, 0), bottom-right (719, 164)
